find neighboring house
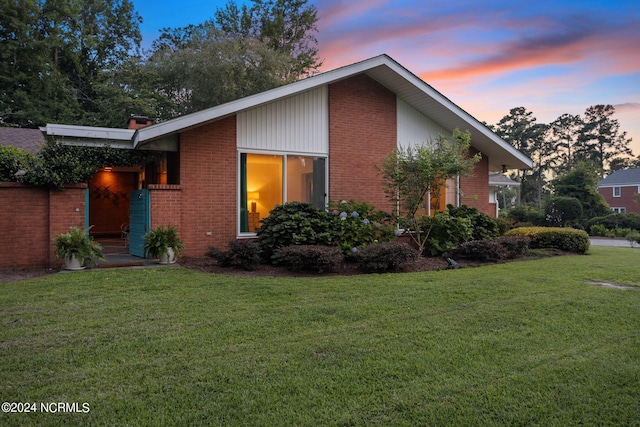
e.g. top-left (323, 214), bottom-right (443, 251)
top-left (0, 127), bottom-right (46, 153)
top-left (42, 54), bottom-right (532, 258)
top-left (489, 173), bottom-right (521, 216)
top-left (597, 168), bottom-right (640, 214)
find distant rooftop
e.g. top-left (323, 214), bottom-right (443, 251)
top-left (0, 128), bottom-right (45, 153)
top-left (598, 168), bottom-right (640, 187)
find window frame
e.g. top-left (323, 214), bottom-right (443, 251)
top-left (237, 149), bottom-right (328, 236)
top-left (613, 186), bottom-right (621, 197)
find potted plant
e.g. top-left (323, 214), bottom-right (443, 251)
top-left (54, 225), bottom-right (106, 270)
top-left (143, 224), bottom-right (185, 264)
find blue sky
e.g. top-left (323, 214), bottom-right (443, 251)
top-left (131, 0), bottom-right (640, 157)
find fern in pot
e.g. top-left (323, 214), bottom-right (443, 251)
top-left (144, 224), bottom-right (185, 264)
top-left (54, 225), bottom-right (106, 270)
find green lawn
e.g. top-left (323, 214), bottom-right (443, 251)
top-left (1, 246), bottom-right (639, 426)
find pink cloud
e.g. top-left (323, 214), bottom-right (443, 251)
top-left (615, 103), bottom-right (640, 113)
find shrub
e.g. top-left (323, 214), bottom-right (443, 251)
top-left (613, 227), bottom-right (633, 238)
top-left (588, 213), bottom-right (640, 232)
top-left (450, 235), bottom-right (530, 262)
top-left (328, 199), bottom-right (395, 253)
top-left (353, 242), bottom-right (419, 273)
top-left (207, 240), bottom-right (262, 271)
top-left (494, 217), bottom-right (515, 235)
top-left (494, 235), bottom-right (531, 258)
top-left (273, 245), bottom-right (343, 274)
top-left (505, 227), bottom-right (590, 254)
top-left (256, 202), bottom-right (335, 261)
top-left (506, 205), bottom-right (546, 226)
top-left (420, 212), bottom-right (473, 256)
top-left (0, 146), bottom-right (32, 181)
top-left (589, 224), bottom-right (609, 237)
top-left (447, 204), bottom-right (500, 240)
top-left (450, 239), bottom-right (506, 261)
top-left (545, 196), bottom-right (583, 227)
top-left (626, 231), bottom-right (640, 247)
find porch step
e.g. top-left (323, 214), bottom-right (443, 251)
top-left (98, 260), bottom-right (146, 269)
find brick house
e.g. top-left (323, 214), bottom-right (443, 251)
top-left (597, 168), bottom-right (640, 214)
top-left (39, 55), bottom-right (532, 259)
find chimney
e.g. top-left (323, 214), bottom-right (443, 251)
top-left (127, 115), bottom-right (154, 130)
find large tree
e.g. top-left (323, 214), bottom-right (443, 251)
top-left (494, 107), bottom-right (548, 207)
top-left (214, 0), bottom-right (321, 79)
top-left (0, 0), bottom-right (143, 128)
top-left (145, 0), bottom-right (321, 119)
top-left (575, 104), bottom-right (633, 173)
top-left (147, 26), bottom-right (297, 119)
top-left (548, 113), bottom-right (582, 174)
top-left (552, 161), bottom-right (610, 219)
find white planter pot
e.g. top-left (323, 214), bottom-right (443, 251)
top-left (64, 254), bottom-right (85, 271)
top-left (158, 247), bottom-right (176, 264)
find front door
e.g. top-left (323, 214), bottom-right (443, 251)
top-left (129, 189), bottom-right (150, 257)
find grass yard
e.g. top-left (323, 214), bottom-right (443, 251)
top-left (1, 246), bottom-right (639, 426)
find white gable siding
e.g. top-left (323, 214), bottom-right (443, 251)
top-left (397, 98), bottom-right (447, 148)
top-left (237, 86), bottom-right (329, 154)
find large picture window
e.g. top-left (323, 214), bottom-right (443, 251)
top-left (239, 153), bottom-right (326, 233)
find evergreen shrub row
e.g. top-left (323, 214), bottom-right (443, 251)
top-left (505, 227), bottom-right (590, 254)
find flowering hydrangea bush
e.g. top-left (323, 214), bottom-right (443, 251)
top-left (328, 199), bottom-right (395, 254)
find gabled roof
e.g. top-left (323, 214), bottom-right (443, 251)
top-left (598, 168), bottom-right (640, 187)
top-left (136, 55), bottom-right (531, 169)
top-left (0, 128), bottom-right (46, 153)
top-left (43, 54), bottom-right (532, 170)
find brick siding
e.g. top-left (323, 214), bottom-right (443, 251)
top-left (328, 74), bottom-right (397, 213)
top-left (0, 183), bottom-right (87, 269)
top-left (599, 185), bottom-right (640, 214)
top-left (168, 116), bottom-right (238, 256)
top-left (459, 149), bottom-right (494, 216)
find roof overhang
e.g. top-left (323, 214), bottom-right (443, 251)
top-left (42, 55), bottom-right (533, 170)
top-left (134, 55), bottom-right (532, 170)
top-left (42, 124), bottom-right (136, 149)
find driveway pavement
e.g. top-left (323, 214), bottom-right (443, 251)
top-left (590, 237), bottom-right (637, 247)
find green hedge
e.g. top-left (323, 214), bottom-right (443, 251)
top-left (505, 227), bottom-right (590, 254)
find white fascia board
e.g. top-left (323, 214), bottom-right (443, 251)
top-left (45, 124), bottom-right (135, 141)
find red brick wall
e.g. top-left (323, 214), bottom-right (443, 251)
top-left (175, 116), bottom-right (237, 256)
top-left (599, 186), bottom-right (640, 214)
top-left (328, 74), bottom-right (397, 213)
top-left (459, 149), bottom-right (493, 216)
top-left (0, 183), bottom-right (86, 269)
top-left (149, 185), bottom-right (182, 231)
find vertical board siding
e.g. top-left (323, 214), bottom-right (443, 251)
top-left (397, 98), bottom-right (447, 148)
top-left (238, 86), bottom-right (329, 154)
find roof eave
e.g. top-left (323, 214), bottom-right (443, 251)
top-left (44, 124), bottom-right (136, 149)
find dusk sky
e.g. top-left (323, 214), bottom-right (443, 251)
top-left (131, 0), bottom-right (640, 157)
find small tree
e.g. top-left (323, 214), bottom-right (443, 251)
top-left (378, 129), bottom-right (480, 253)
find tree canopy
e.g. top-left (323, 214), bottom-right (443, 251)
top-left (378, 129), bottom-right (480, 253)
top-left (0, 0), bottom-right (142, 128)
top-left (495, 104), bottom-right (635, 211)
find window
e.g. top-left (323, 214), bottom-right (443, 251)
top-left (239, 153), bottom-right (326, 233)
top-left (613, 186), bottom-right (621, 197)
top-left (611, 207), bottom-right (626, 214)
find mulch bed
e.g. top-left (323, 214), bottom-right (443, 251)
top-left (178, 255), bottom-right (482, 277)
top-left (1, 254), bottom-right (529, 283)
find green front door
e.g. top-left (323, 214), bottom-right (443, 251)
top-left (129, 189), bottom-right (150, 257)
